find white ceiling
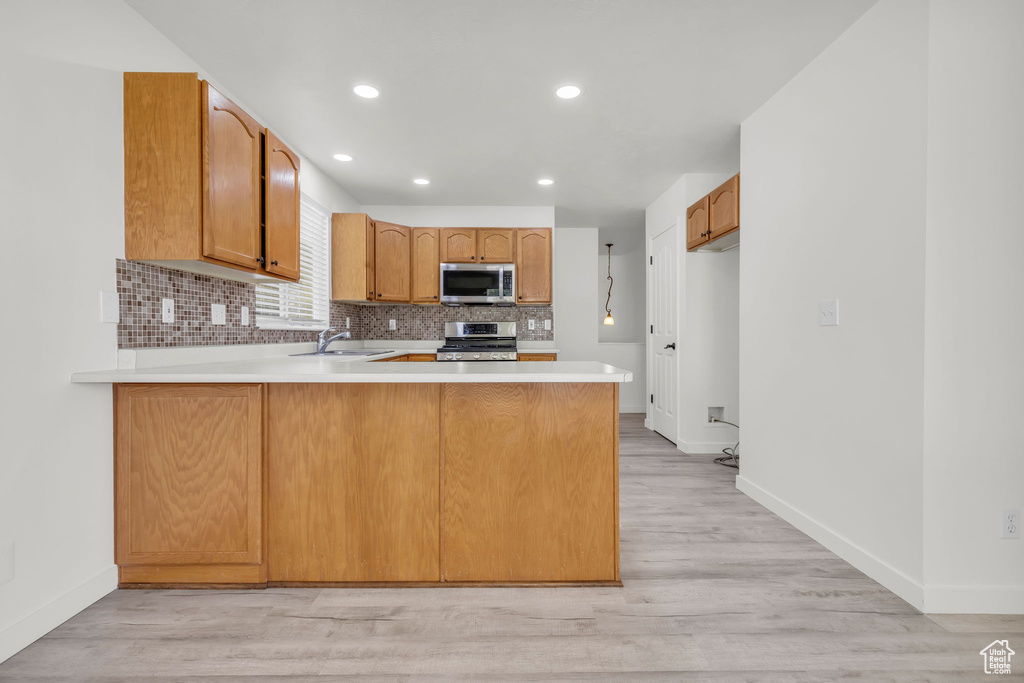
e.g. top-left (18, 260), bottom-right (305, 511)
top-left (126, 0), bottom-right (874, 239)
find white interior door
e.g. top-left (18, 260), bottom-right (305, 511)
top-left (650, 224), bottom-right (678, 442)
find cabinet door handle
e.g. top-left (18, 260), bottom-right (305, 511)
top-left (471, 256), bottom-right (475, 260)
top-left (256, 256), bottom-right (265, 265)
top-left (377, 293), bottom-right (382, 298)
top-left (518, 295), bottom-right (523, 300)
top-left (270, 259), bottom-right (278, 266)
top-left (480, 256), bottom-right (485, 260)
top-left (433, 295), bottom-right (438, 299)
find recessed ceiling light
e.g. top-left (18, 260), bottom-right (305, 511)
top-left (537, 178), bottom-right (554, 186)
top-left (333, 153), bottom-right (353, 161)
top-left (413, 178), bottom-right (430, 185)
top-left (353, 84), bottom-right (379, 98)
top-left (555, 84), bottom-right (582, 99)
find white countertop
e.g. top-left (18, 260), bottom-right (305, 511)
top-left (71, 351), bottom-right (631, 384)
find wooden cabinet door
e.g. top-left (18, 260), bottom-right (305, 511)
top-left (686, 196), bottom-right (710, 251)
top-left (264, 130), bottom-right (300, 281)
top-left (440, 228), bottom-right (477, 262)
top-left (115, 385), bottom-right (263, 573)
top-left (477, 229), bottom-right (515, 262)
top-left (708, 173), bottom-right (740, 242)
top-left (331, 214), bottom-right (375, 301)
top-left (518, 353), bottom-right (557, 361)
top-left (443, 383), bottom-right (618, 581)
top-left (201, 82), bottom-right (262, 270)
top-left (411, 228), bottom-right (440, 302)
top-left (267, 384), bottom-right (440, 582)
top-left (515, 228), bottom-right (552, 304)
top-left (374, 221), bottom-right (411, 302)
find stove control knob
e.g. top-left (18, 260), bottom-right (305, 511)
top-left (501, 353), bottom-right (509, 359)
top-left (491, 353), bottom-right (499, 359)
top-left (473, 353), bottom-right (481, 359)
top-left (455, 353), bottom-right (463, 359)
top-left (445, 353), bottom-right (454, 360)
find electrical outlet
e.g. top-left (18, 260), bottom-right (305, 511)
top-left (707, 407), bottom-right (725, 423)
top-left (528, 319), bottom-right (536, 330)
top-left (211, 303), bottom-right (226, 325)
top-left (388, 319), bottom-right (396, 331)
top-left (0, 541), bottom-right (13, 586)
top-left (240, 306), bottom-right (249, 327)
top-left (819, 299), bottom-right (839, 326)
top-left (161, 298), bottom-right (175, 324)
top-left (544, 319), bottom-right (552, 331)
top-left (345, 317), bottom-right (350, 329)
top-left (99, 291), bottom-right (119, 324)
top-left (1003, 508), bottom-right (1021, 539)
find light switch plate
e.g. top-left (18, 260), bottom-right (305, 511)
top-left (211, 303), bottom-right (226, 325)
top-left (388, 319), bottom-right (396, 331)
top-left (240, 306), bottom-right (249, 327)
top-left (544, 319), bottom-right (552, 331)
top-left (0, 541), bottom-right (13, 586)
top-left (819, 299), bottom-right (839, 326)
top-left (161, 298), bottom-right (174, 324)
top-left (99, 291), bottom-right (119, 324)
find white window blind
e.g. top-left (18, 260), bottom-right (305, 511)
top-left (255, 194), bottom-right (331, 330)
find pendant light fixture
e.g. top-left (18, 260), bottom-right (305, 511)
top-left (603, 243), bottom-right (615, 325)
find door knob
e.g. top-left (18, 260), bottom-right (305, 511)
top-left (664, 343), bottom-right (676, 350)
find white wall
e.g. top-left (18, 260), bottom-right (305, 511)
top-left (0, 0), bottom-right (357, 662)
top-left (737, 0), bottom-right (929, 608)
top-left (922, 0), bottom-right (1024, 613)
top-left (644, 173), bottom-right (740, 452)
top-left (555, 229), bottom-right (646, 412)
top-left (360, 205), bottom-right (554, 228)
top-left (597, 249), bottom-right (645, 344)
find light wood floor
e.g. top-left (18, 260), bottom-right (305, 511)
top-left (2, 415), bottom-right (1020, 680)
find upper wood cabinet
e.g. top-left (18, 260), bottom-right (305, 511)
top-left (516, 228), bottom-right (553, 304)
top-left (332, 213), bottom-right (376, 301)
top-left (440, 228), bottom-right (478, 262)
top-left (477, 229), bottom-right (516, 262)
top-left (686, 196), bottom-right (710, 251)
top-left (374, 222), bottom-right (412, 302)
top-left (263, 130), bottom-right (301, 281)
top-left (123, 72), bottom-right (298, 282)
top-left (411, 228), bottom-right (440, 303)
top-left (115, 384), bottom-right (264, 585)
top-left (687, 173), bottom-right (740, 252)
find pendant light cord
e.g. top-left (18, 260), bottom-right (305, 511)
top-left (605, 244), bottom-right (614, 316)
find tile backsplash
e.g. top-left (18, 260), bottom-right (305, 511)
top-left (116, 260), bottom-right (553, 348)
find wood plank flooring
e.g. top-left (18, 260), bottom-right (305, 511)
top-left (2, 414), bottom-right (1020, 680)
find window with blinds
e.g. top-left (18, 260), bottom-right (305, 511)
top-left (255, 195), bottom-right (331, 329)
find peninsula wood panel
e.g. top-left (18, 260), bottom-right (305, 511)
top-left (374, 221), bottom-right (411, 302)
top-left (686, 195), bottom-right (710, 251)
top-left (114, 384), bottom-right (263, 572)
top-left (440, 228), bottom-right (477, 262)
top-left (708, 173), bottom-right (740, 241)
top-left (123, 72), bottom-right (201, 262)
top-left (201, 81), bottom-right (262, 270)
top-left (477, 229), bottom-right (516, 262)
top-left (331, 213), bottom-right (375, 301)
top-left (263, 130), bottom-right (300, 281)
top-left (267, 383), bottom-right (440, 582)
top-left (411, 227), bottom-right (440, 302)
top-left (442, 382), bottom-right (618, 581)
top-left (517, 353), bottom-right (557, 361)
top-left (515, 228), bottom-right (552, 304)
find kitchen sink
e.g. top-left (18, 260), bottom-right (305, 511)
top-left (290, 350), bottom-right (394, 357)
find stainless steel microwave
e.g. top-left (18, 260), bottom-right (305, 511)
top-left (439, 263), bottom-right (515, 305)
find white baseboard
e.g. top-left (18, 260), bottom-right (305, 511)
top-left (678, 441), bottom-right (735, 455)
top-left (735, 476), bottom-right (925, 611)
top-left (924, 586), bottom-right (1024, 615)
top-left (618, 404), bottom-right (645, 414)
top-left (643, 418), bottom-right (651, 429)
top-left (0, 565), bottom-right (117, 664)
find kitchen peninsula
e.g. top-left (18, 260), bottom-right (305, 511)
top-left (72, 356), bottom-right (631, 588)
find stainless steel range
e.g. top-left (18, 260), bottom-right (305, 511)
top-left (436, 321), bottom-right (517, 361)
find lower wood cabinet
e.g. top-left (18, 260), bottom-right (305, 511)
top-left (518, 353), bottom-right (557, 361)
top-left (114, 384), bottom-right (264, 585)
top-left (266, 384), bottom-right (441, 582)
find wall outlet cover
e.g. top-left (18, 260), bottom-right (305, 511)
top-left (388, 319), bottom-right (397, 331)
top-left (345, 317), bottom-right (350, 329)
top-left (99, 291), bottom-right (119, 324)
top-left (1004, 508), bottom-right (1021, 539)
top-left (819, 299), bottom-right (839, 326)
top-left (161, 298), bottom-right (175, 324)
top-left (528, 319), bottom-right (536, 330)
top-left (240, 306), bottom-right (249, 327)
top-left (211, 303), bottom-right (226, 325)
top-left (544, 319), bottom-right (552, 331)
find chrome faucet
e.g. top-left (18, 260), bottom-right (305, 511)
top-left (316, 328), bottom-right (352, 354)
